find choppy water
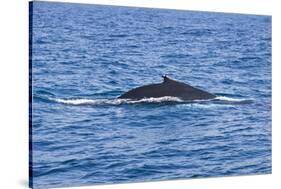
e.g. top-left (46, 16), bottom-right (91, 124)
top-left (30, 2), bottom-right (272, 188)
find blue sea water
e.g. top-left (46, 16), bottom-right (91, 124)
top-left (30, 2), bottom-right (272, 188)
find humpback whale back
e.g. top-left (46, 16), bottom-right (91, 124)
top-left (118, 76), bottom-right (215, 100)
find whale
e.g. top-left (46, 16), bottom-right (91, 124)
top-left (118, 75), bottom-right (216, 101)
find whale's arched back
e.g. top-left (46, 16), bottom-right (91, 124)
top-left (118, 76), bottom-right (215, 100)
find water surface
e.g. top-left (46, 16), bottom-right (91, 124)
top-left (30, 2), bottom-right (271, 188)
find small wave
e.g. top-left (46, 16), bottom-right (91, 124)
top-left (214, 96), bottom-right (253, 104)
top-left (52, 98), bottom-right (105, 105)
top-left (50, 96), bottom-right (183, 106)
top-left (47, 95), bottom-right (252, 106)
top-left (133, 96), bottom-right (183, 103)
top-left (215, 96), bottom-right (245, 102)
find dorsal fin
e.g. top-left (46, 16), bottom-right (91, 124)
top-left (162, 75), bottom-right (172, 83)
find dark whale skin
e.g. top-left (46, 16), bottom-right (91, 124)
top-left (118, 77), bottom-right (216, 100)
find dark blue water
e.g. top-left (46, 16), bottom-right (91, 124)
top-left (30, 2), bottom-right (272, 188)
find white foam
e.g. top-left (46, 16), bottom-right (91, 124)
top-left (51, 96), bottom-right (183, 106)
top-left (215, 96), bottom-right (248, 102)
top-left (52, 98), bottom-right (100, 105)
top-left (131, 96), bottom-right (183, 103)
top-left (176, 101), bottom-right (236, 109)
top-left (50, 96), bottom-right (251, 106)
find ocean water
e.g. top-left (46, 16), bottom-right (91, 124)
top-left (30, 2), bottom-right (272, 188)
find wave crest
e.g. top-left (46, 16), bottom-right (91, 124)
top-left (50, 96), bottom-right (183, 106)
top-left (214, 96), bottom-right (253, 104)
top-left (45, 95), bottom-right (252, 106)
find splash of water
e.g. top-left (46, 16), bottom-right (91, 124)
top-left (48, 95), bottom-right (252, 106)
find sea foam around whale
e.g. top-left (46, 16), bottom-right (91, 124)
top-left (48, 95), bottom-right (252, 106)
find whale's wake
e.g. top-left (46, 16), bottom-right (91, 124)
top-left (43, 96), bottom-right (253, 106)
top-left (50, 96), bottom-right (183, 105)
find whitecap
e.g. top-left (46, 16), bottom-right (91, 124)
top-left (49, 95), bottom-right (252, 106)
top-left (50, 96), bottom-right (183, 106)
